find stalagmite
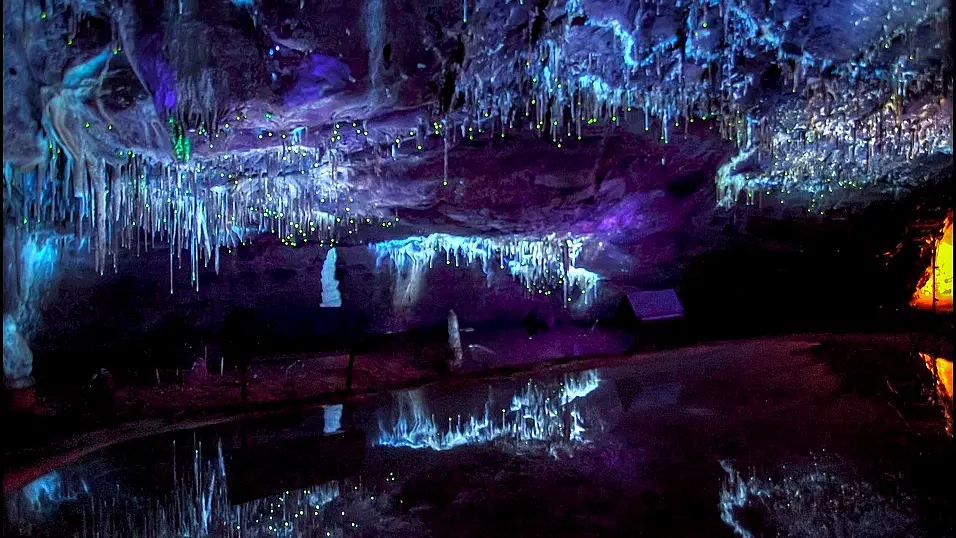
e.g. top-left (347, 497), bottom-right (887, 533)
top-left (447, 309), bottom-right (464, 371)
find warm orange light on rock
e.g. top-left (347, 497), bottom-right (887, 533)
top-left (937, 359), bottom-right (953, 400)
top-left (921, 352), bottom-right (953, 436)
top-left (911, 211), bottom-right (953, 312)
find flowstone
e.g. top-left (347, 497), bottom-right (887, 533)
top-left (320, 247), bottom-right (342, 308)
top-left (3, 315), bottom-right (34, 388)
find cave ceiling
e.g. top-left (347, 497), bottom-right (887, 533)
top-left (2, 0), bottom-right (952, 279)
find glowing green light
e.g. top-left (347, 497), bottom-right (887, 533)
top-left (169, 120), bottom-right (191, 162)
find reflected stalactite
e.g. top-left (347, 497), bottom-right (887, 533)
top-left (377, 369), bottom-right (602, 452)
top-left (7, 438), bottom-right (345, 538)
top-left (719, 456), bottom-right (921, 538)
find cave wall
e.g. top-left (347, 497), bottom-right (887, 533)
top-left (32, 236), bottom-right (613, 380)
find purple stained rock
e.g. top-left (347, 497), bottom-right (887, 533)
top-left (281, 53), bottom-right (352, 108)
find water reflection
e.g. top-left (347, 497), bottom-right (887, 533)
top-left (19, 471), bottom-right (88, 512)
top-left (7, 369), bottom-right (611, 537)
top-left (7, 437), bottom-right (359, 538)
top-left (376, 369), bottom-right (602, 452)
top-left (719, 456), bottom-right (920, 538)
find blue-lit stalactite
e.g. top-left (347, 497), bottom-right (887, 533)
top-left (4, 137), bottom-right (385, 293)
top-left (444, 0), bottom-right (951, 205)
top-left (3, 0), bottom-right (951, 299)
top-left (370, 233), bottom-right (601, 308)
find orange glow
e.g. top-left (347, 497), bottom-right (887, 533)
top-left (911, 211), bottom-right (953, 312)
top-left (934, 357), bottom-right (953, 400)
top-left (921, 352), bottom-right (953, 436)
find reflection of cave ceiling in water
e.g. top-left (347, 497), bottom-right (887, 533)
top-left (7, 442), bottom-right (346, 538)
top-left (8, 369), bottom-right (610, 536)
top-left (719, 456), bottom-right (924, 538)
top-left (2, 0), bottom-right (952, 296)
top-left (377, 369), bottom-right (604, 451)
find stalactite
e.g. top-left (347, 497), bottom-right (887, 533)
top-left (92, 161), bottom-right (107, 276)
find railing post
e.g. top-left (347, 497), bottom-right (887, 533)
top-left (345, 351), bottom-right (356, 393)
top-left (932, 244), bottom-right (937, 312)
top-left (240, 356), bottom-right (249, 409)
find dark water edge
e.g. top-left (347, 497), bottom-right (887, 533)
top-left (6, 340), bottom-right (953, 538)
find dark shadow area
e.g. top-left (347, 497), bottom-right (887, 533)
top-left (679, 177), bottom-right (952, 341)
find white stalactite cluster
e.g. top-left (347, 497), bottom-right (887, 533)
top-left (451, 0), bottom-right (950, 207)
top-left (6, 138), bottom-right (355, 292)
top-left (371, 233), bottom-right (600, 307)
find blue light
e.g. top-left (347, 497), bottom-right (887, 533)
top-left (371, 233), bottom-right (600, 306)
top-left (23, 472), bottom-right (62, 508)
top-left (377, 369), bottom-right (602, 452)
